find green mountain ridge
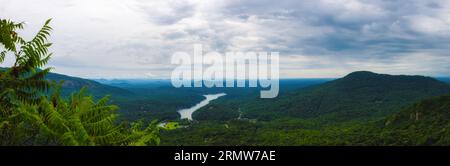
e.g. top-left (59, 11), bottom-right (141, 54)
top-left (42, 70), bottom-right (450, 126)
top-left (45, 72), bottom-right (134, 98)
top-left (42, 72), bottom-right (205, 121)
top-left (39, 70), bottom-right (450, 145)
top-left (240, 71), bottom-right (450, 122)
top-left (1, 67), bottom-right (134, 98)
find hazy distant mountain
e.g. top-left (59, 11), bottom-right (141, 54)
top-left (242, 71), bottom-right (450, 122)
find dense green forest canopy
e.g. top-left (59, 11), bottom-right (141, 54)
top-left (161, 96), bottom-right (450, 146)
top-left (160, 72), bottom-right (450, 145)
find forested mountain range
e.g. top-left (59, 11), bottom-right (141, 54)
top-left (40, 70), bottom-right (450, 145)
top-left (238, 71), bottom-right (450, 122)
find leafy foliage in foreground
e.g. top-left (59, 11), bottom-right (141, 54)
top-left (0, 18), bottom-right (159, 146)
top-left (1, 19), bottom-right (53, 111)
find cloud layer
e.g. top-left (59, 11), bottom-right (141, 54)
top-left (1, 0), bottom-right (450, 78)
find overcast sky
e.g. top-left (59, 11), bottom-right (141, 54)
top-left (1, 0), bottom-right (450, 78)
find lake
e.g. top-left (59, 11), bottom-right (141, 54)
top-left (178, 93), bottom-right (226, 120)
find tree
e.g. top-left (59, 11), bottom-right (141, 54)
top-left (0, 18), bottom-right (159, 146)
top-left (1, 19), bottom-right (52, 112)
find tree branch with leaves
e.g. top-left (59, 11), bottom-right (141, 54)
top-left (0, 18), bottom-right (159, 146)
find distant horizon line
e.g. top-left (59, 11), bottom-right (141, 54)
top-left (88, 77), bottom-right (450, 81)
top-left (2, 67), bottom-right (447, 79)
top-left (14, 67), bottom-right (449, 80)
top-left (90, 77), bottom-right (339, 80)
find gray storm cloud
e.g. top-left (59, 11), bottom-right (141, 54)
top-left (1, 0), bottom-right (450, 78)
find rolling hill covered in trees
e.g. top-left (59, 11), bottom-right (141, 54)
top-left (160, 72), bottom-right (450, 145)
top-left (160, 95), bottom-right (450, 146)
top-left (40, 69), bottom-right (450, 146)
top-left (366, 95), bottom-right (450, 145)
top-left (192, 71), bottom-right (450, 122)
top-left (44, 72), bottom-right (205, 121)
top-left (45, 72), bottom-right (134, 98)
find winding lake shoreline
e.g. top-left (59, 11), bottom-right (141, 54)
top-left (178, 93), bottom-right (226, 120)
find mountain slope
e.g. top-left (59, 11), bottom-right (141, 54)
top-left (0, 67), bottom-right (133, 98)
top-left (348, 95), bottom-right (450, 145)
top-left (45, 72), bottom-right (134, 98)
top-left (242, 71), bottom-right (450, 122)
top-left (45, 72), bottom-right (205, 121)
